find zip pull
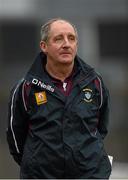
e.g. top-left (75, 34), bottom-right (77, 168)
top-left (63, 82), bottom-right (67, 91)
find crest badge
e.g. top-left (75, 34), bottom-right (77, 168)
top-left (35, 91), bottom-right (47, 105)
top-left (83, 88), bottom-right (93, 102)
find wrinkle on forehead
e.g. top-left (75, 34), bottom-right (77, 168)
top-left (49, 20), bottom-right (77, 38)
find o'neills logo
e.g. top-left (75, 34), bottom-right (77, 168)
top-left (32, 78), bottom-right (54, 92)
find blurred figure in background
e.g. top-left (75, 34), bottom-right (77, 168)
top-left (6, 18), bottom-right (111, 179)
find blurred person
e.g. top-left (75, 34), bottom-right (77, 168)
top-left (6, 18), bottom-right (112, 179)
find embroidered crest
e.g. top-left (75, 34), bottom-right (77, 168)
top-left (35, 91), bottom-right (47, 105)
top-left (83, 88), bottom-right (93, 102)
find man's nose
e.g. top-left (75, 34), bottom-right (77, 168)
top-left (62, 38), bottom-right (70, 47)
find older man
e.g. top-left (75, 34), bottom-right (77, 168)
top-left (7, 18), bottom-right (112, 179)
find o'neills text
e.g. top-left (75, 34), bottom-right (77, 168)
top-left (32, 78), bottom-right (54, 92)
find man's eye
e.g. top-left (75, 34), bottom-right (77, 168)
top-left (55, 37), bottom-right (63, 42)
top-left (69, 36), bottom-right (76, 41)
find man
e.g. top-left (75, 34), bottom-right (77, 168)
top-left (7, 18), bottom-right (112, 179)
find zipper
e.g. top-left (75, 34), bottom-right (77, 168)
top-left (63, 82), bottom-right (67, 91)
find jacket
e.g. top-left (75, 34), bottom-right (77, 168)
top-left (7, 52), bottom-right (112, 179)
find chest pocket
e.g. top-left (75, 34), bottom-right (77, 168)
top-left (69, 84), bottom-right (101, 136)
top-left (73, 84), bottom-right (100, 119)
top-left (79, 94), bottom-right (98, 119)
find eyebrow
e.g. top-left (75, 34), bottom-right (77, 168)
top-left (54, 33), bottom-right (76, 37)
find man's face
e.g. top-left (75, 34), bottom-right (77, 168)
top-left (40, 20), bottom-right (78, 65)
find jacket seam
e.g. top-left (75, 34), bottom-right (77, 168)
top-left (22, 80), bottom-right (28, 112)
top-left (10, 83), bottom-right (21, 154)
top-left (97, 77), bottom-right (103, 109)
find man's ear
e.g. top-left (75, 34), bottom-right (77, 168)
top-left (40, 41), bottom-right (47, 53)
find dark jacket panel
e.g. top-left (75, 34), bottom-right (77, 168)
top-left (7, 52), bottom-right (111, 179)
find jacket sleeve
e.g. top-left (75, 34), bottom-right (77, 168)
top-left (6, 79), bottom-right (29, 165)
top-left (97, 77), bottom-right (110, 139)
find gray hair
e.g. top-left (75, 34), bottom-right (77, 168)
top-left (40, 18), bottom-right (78, 42)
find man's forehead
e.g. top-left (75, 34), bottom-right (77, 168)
top-left (50, 20), bottom-right (75, 33)
top-left (51, 20), bottom-right (71, 26)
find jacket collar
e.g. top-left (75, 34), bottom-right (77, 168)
top-left (25, 51), bottom-right (97, 88)
top-left (73, 55), bottom-right (97, 88)
top-left (26, 52), bottom-right (47, 80)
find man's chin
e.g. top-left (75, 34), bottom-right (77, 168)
top-left (61, 60), bottom-right (73, 65)
top-left (59, 57), bottom-right (74, 64)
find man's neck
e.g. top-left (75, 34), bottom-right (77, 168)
top-left (45, 61), bottom-right (74, 82)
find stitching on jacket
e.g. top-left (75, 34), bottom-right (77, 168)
top-left (97, 77), bottom-right (103, 109)
top-left (22, 80), bottom-right (28, 111)
top-left (10, 83), bottom-right (20, 154)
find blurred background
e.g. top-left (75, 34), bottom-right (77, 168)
top-left (0, 0), bottom-right (128, 178)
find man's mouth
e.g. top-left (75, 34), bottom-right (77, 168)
top-left (60, 52), bottom-right (71, 55)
